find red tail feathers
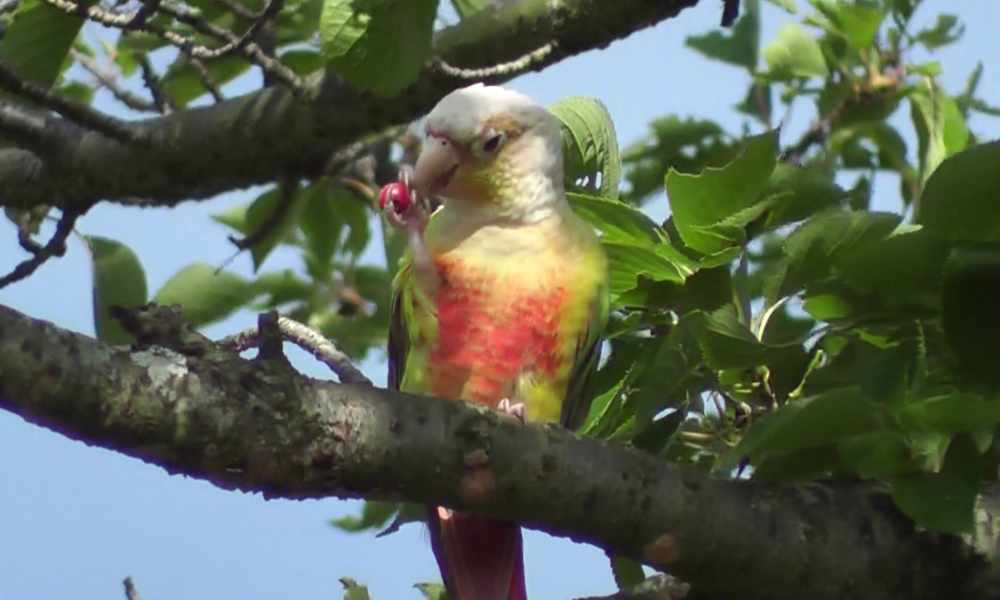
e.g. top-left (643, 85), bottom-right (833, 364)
top-left (429, 507), bottom-right (527, 600)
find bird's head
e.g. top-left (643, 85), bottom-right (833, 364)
top-left (412, 84), bottom-right (565, 216)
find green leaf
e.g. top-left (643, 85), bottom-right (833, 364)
top-left (253, 269), bottom-right (314, 308)
top-left (760, 23), bottom-right (828, 80)
top-left (567, 193), bottom-right (664, 245)
top-left (910, 61), bottom-right (942, 77)
top-left (838, 432), bottom-right (914, 478)
top-left (718, 387), bottom-right (889, 473)
top-left (752, 444), bottom-right (839, 482)
top-left (734, 82), bottom-right (772, 125)
top-left (373, 501), bottom-right (425, 537)
top-left (832, 2), bottom-right (885, 51)
top-left (834, 226), bottom-right (949, 314)
top-left (299, 180), bottom-right (345, 269)
top-left (244, 185), bottom-right (305, 272)
top-left (941, 244), bottom-right (1000, 386)
top-left (339, 578), bottom-right (372, 600)
top-left (632, 410), bottom-right (686, 454)
top-left (665, 131), bottom-right (778, 255)
top-left (913, 14), bottom-right (964, 50)
top-left (761, 164), bottom-right (848, 230)
top-left (684, 0), bottom-right (760, 71)
top-left (609, 555), bottom-right (646, 590)
top-left (54, 80), bottom-right (94, 105)
top-left (764, 0), bottom-right (797, 14)
top-left (276, 0), bottom-right (324, 44)
top-left (84, 236), bottom-right (148, 345)
top-left (687, 306), bottom-right (765, 369)
top-left (891, 434), bottom-right (981, 534)
top-left (161, 55), bottom-right (251, 108)
top-left (184, 0), bottom-right (262, 20)
top-left (212, 203), bottom-right (249, 234)
top-left (604, 241), bottom-right (688, 299)
top-left (414, 583), bottom-right (449, 600)
top-left (0, 0), bottom-right (93, 92)
top-left (629, 326), bottom-right (703, 426)
top-left (768, 209), bottom-right (901, 302)
top-left (920, 141), bottom-right (1000, 243)
top-left (330, 500), bottom-right (399, 533)
top-left (550, 97), bottom-right (622, 200)
top-left (153, 263), bottom-right (256, 328)
top-left (279, 49), bottom-right (323, 76)
top-left (582, 358), bottom-right (633, 438)
top-left (801, 335), bottom-right (915, 402)
top-left (902, 394), bottom-right (1000, 437)
top-left (320, 0), bottom-right (439, 97)
top-left (340, 192), bottom-right (372, 256)
top-left (449, 0), bottom-right (486, 19)
top-left (909, 81), bottom-right (968, 187)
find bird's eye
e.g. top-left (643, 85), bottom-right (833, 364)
top-left (481, 132), bottom-right (505, 153)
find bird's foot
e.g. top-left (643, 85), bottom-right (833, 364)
top-left (497, 398), bottom-right (527, 424)
top-left (379, 165), bottom-right (430, 233)
top-left (378, 167), bottom-right (438, 291)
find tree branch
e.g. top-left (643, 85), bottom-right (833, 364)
top-left (0, 0), bottom-right (702, 213)
top-left (0, 207), bottom-right (80, 288)
top-left (0, 301), bottom-right (996, 600)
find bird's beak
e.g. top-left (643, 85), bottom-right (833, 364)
top-left (413, 136), bottom-right (460, 197)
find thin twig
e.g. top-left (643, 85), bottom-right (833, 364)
top-left (433, 42), bottom-right (556, 79)
top-left (123, 577), bottom-right (144, 600)
top-left (0, 208), bottom-right (80, 289)
top-left (136, 52), bottom-right (174, 114)
top-left (780, 116), bottom-right (832, 164)
top-left (187, 0), bottom-right (282, 59)
top-left (219, 315), bottom-right (372, 385)
top-left (125, 0), bottom-right (161, 31)
top-left (720, 0), bottom-right (740, 27)
top-left (323, 125), bottom-right (408, 177)
top-left (0, 58), bottom-right (146, 145)
top-left (70, 48), bottom-right (157, 113)
top-left (185, 54), bottom-right (225, 102)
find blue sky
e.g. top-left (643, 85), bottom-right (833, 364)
top-left (2, 2), bottom-right (999, 599)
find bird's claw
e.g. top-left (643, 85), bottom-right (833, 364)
top-left (497, 398), bottom-right (527, 424)
top-left (378, 168), bottom-right (439, 292)
top-left (379, 166), bottom-right (430, 233)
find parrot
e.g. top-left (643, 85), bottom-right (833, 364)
top-left (379, 83), bottom-right (610, 600)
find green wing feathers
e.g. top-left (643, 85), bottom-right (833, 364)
top-left (559, 278), bottom-right (610, 431)
top-left (387, 256), bottom-right (414, 393)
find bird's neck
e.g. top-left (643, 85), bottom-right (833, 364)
top-left (448, 168), bottom-right (567, 227)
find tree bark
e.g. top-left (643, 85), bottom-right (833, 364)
top-left (1, 302), bottom-right (997, 600)
top-left (0, 0), bottom-right (700, 213)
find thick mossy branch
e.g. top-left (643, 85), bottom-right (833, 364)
top-left (0, 0), bottom-right (700, 213)
top-left (0, 302), bottom-right (995, 600)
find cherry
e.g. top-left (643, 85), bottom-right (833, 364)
top-left (378, 181), bottom-right (411, 213)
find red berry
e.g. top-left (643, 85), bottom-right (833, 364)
top-left (378, 182), bottom-right (411, 213)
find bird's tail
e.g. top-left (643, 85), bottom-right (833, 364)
top-left (428, 507), bottom-right (527, 600)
